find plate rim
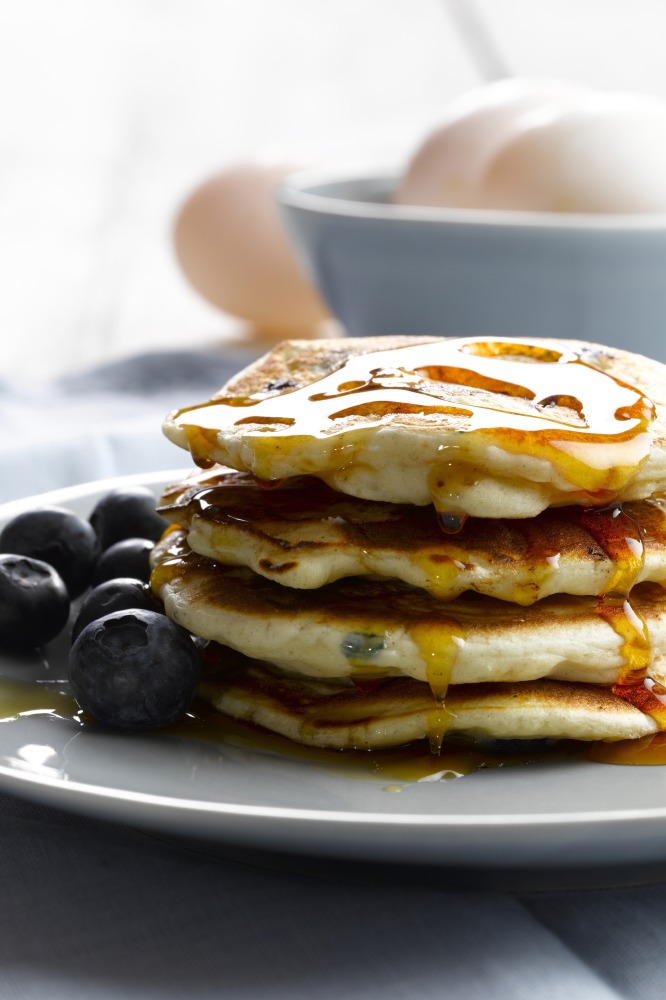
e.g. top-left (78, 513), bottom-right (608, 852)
top-left (1, 756), bottom-right (666, 829)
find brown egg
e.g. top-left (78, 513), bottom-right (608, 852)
top-left (174, 164), bottom-right (330, 335)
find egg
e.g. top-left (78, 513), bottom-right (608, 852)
top-left (395, 78), bottom-right (584, 209)
top-left (396, 81), bottom-right (666, 216)
top-left (174, 164), bottom-right (329, 335)
top-left (477, 92), bottom-right (666, 213)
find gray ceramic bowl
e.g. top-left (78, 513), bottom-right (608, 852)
top-left (277, 171), bottom-right (666, 362)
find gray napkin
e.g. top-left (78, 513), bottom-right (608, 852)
top-left (0, 347), bottom-right (259, 504)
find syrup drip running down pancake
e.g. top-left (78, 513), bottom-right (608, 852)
top-left (159, 470), bottom-right (666, 604)
top-left (162, 336), bottom-right (666, 520)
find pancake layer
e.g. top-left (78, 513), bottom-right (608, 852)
top-left (199, 655), bottom-right (658, 749)
top-left (160, 470), bottom-right (666, 604)
top-left (163, 336), bottom-right (666, 520)
top-left (150, 530), bottom-right (666, 688)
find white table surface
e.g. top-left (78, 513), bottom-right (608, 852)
top-left (3, 3), bottom-right (666, 997)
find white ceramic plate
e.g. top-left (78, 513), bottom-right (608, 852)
top-left (2, 472), bottom-right (666, 877)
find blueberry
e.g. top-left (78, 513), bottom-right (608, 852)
top-left (89, 487), bottom-right (168, 550)
top-left (0, 554), bottom-right (70, 649)
top-left (92, 538), bottom-right (154, 587)
top-left (0, 506), bottom-right (100, 598)
top-left (71, 577), bottom-right (161, 643)
top-left (68, 609), bottom-right (201, 730)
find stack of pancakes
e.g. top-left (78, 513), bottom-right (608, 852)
top-left (151, 335), bottom-right (666, 752)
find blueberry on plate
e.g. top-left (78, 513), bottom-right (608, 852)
top-left (0, 505), bottom-right (100, 598)
top-left (71, 577), bottom-right (161, 642)
top-left (68, 609), bottom-right (201, 730)
top-left (0, 554), bottom-right (70, 649)
top-left (92, 538), bottom-right (155, 587)
top-left (89, 487), bottom-right (168, 550)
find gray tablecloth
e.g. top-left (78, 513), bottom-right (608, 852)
top-left (1, 349), bottom-right (664, 1000)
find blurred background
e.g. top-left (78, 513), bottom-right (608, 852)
top-left (2, 0), bottom-right (665, 383)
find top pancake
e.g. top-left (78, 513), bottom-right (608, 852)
top-left (163, 336), bottom-right (666, 519)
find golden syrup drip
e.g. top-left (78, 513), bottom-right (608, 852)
top-left (413, 551), bottom-right (467, 603)
top-left (253, 476), bottom-right (287, 490)
top-left (411, 623), bottom-right (465, 754)
top-left (573, 504), bottom-right (651, 685)
top-left (165, 473), bottom-right (336, 526)
top-left (172, 338), bottom-right (656, 507)
top-left (181, 425), bottom-right (219, 470)
top-left (611, 676), bottom-right (666, 728)
top-left (598, 599), bottom-right (651, 686)
top-left (576, 504), bottom-right (645, 597)
top-left (438, 512), bottom-right (467, 534)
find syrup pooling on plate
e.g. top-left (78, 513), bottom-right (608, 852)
top-left (592, 677), bottom-right (666, 760)
top-left (0, 678), bottom-right (78, 722)
top-left (0, 673), bottom-right (579, 784)
top-left (172, 338), bottom-right (656, 515)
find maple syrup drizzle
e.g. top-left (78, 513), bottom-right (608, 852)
top-left (612, 676), bottom-right (666, 725)
top-left (411, 624), bottom-right (465, 753)
top-left (172, 339), bottom-right (656, 512)
top-left (568, 503), bottom-right (651, 686)
top-left (438, 512), bottom-right (466, 534)
top-left (148, 527), bottom-right (209, 592)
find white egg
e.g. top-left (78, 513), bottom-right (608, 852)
top-left (477, 92), bottom-right (666, 213)
top-left (395, 78), bottom-right (585, 209)
top-left (174, 164), bottom-right (329, 334)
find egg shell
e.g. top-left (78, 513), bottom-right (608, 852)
top-left (174, 164), bottom-right (329, 333)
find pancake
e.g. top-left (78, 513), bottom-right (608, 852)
top-left (162, 336), bottom-right (666, 520)
top-left (198, 654), bottom-right (661, 749)
top-left (150, 529), bottom-right (666, 689)
top-left (159, 469), bottom-right (666, 604)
